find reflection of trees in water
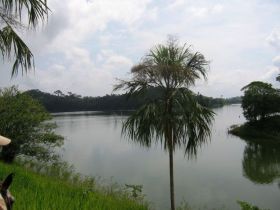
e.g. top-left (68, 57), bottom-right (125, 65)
top-left (242, 142), bottom-right (280, 184)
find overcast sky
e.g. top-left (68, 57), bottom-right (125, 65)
top-left (0, 0), bottom-right (280, 97)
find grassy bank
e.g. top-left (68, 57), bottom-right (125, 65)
top-left (229, 115), bottom-right (280, 142)
top-left (0, 162), bottom-right (148, 210)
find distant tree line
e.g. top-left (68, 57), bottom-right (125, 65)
top-left (25, 89), bottom-right (241, 113)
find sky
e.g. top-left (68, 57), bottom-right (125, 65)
top-left (0, 0), bottom-right (280, 98)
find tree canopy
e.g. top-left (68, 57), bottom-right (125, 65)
top-left (0, 86), bottom-right (63, 162)
top-left (25, 88), bottom-right (234, 113)
top-left (0, 0), bottom-right (48, 76)
top-left (241, 81), bottom-right (280, 122)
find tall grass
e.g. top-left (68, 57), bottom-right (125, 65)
top-left (0, 161), bottom-right (149, 210)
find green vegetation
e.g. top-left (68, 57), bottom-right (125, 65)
top-left (0, 88), bottom-right (148, 210)
top-left (241, 81), bottom-right (280, 122)
top-left (230, 115), bottom-right (280, 142)
top-left (0, 0), bottom-right (48, 76)
top-left (238, 201), bottom-right (269, 210)
top-left (230, 81), bottom-right (280, 142)
top-left (196, 94), bottom-right (239, 108)
top-left (26, 89), bottom-right (240, 113)
top-left (115, 38), bottom-right (214, 210)
top-left (0, 86), bottom-right (63, 162)
top-left (175, 201), bottom-right (267, 210)
top-left (0, 161), bottom-right (148, 210)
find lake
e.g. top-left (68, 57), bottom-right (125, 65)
top-left (53, 105), bottom-right (280, 210)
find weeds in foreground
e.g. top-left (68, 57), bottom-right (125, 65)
top-left (238, 201), bottom-right (270, 210)
top-left (0, 159), bottom-right (148, 210)
top-left (1, 157), bottom-right (271, 210)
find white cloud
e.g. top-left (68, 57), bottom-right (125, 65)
top-left (260, 66), bottom-right (279, 85)
top-left (97, 50), bottom-right (133, 73)
top-left (5, 0), bottom-right (156, 96)
top-left (267, 28), bottom-right (280, 50)
top-left (212, 4), bottom-right (224, 14)
top-left (189, 7), bottom-right (209, 18)
top-left (22, 52), bottom-right (115, 96)
top-left (273, 56), bottom-right (280, 67)
top-left (166, 0), bottom-right (186, 11)
top-left (1, 0), bottom-right (280, 98)
top-left (187, 3), bottom-right (224, 18)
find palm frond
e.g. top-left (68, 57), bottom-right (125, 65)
top-left (0, 25), bottom-right (34, 76)
top-left (122, 100), bottom-right (166, 147)
top-left (0, 0), bottom-right (49, 27)
top-left (0, 0), bottom-right (48, 76)
top-left (0, 8), bottom-right (23, 27)
top-left (172, 89), bottom-right (214, 157)
top-left (122, 88), bottom-right (214, 157)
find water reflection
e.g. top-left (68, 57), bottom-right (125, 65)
top-left (242, 141), bottom-right (280, 184)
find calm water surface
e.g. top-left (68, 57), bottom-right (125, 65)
top-left (53, 105), bottom-right (280, 210)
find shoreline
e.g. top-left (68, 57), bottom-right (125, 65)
top-left (229, 116), bottom-right (280, 143)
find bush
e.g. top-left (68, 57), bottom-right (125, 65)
top-left (0, 86), bottom-right (63, 162)
top-left (238, 201), bottom-right (269, 210)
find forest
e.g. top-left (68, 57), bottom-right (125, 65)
top-left (26, 89), bottom-right (241, 112)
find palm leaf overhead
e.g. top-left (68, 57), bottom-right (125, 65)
top-left (115, 38), bottom-right (214, 210)
top-left (0, 0), bottom-right (48, 76)
top-left (0, 25), bottom-right (33, 76)
top-left (0, 0), bottom-right (48, 27)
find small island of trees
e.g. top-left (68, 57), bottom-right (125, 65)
top-left (230, 79), bottom-right (280, 141)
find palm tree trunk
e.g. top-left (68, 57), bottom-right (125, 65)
top-left (169, 146), bottom-right (175, 210)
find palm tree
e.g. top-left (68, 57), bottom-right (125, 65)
top-left (0, 0), bottom-right (48, 77)
top-left (114, 38), bottom-right (214, 210)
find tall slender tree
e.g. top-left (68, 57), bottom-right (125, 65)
top-left (0, 0), bottom-right (48, 76)
top-left (115, 38), bottom-right (214, 210)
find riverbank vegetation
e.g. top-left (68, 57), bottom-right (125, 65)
top-left (25, 88), bottom-right (241, 113)
top-left (0, 86), bottom-right (148, 210)
top-left (0, 161), bottom-right (148, 210)
top-left (1, 157), bottom-right (266, 210)
top-left (238, 201), bottom-right (269, 210)
top-left (229, 81), bottom-right (280, 142)
top-left (230, 115), bottom-right (280, 142)
top-left (0, 86), bottom-right (63, 162)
